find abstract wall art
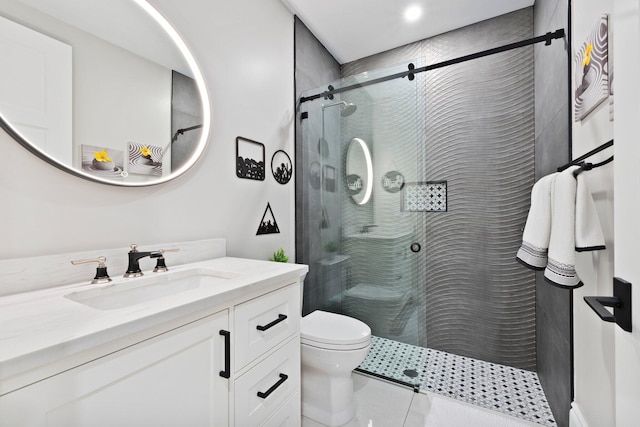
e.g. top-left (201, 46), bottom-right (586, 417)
top-left (81, 144), bottom-right (125, 179)
top-left (574, 15), bottom-right (609, 121)
top-left (128, 142), bottom-right (163, 176)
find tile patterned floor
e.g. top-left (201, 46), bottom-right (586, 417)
top-left (358, 336), bottom-right (557, 427)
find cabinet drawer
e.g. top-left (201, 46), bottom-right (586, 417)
top-left (234, 337), bottom-right (300, 427)
top-left (262, 393), bottom-right (300, 427)
top-left (234, 284), bottom-right (300, 370)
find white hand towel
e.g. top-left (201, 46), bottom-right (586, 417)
top-left (575, 173), bottom-right (606, 251)
top-left (544, 166), bottom-right (582, 288)
top-left (516, 173), bottom-right (557, 269)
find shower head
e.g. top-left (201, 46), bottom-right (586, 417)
top-left (341, 102), bottom-right (357, 117)
top-left (322, 101), bottom-right (357, 117)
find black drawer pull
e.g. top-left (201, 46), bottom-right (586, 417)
top-left (256, 314), bottom-right (287, 331)
top-left (219, 330), bottom-right (231, 378)
top-left (257, 373), bottom-right (288, 399)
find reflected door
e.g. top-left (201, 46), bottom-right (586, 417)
top-left (0, 15), bottom-right (72, 164)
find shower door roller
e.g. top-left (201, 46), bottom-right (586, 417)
top-left (410, 243), bottom-right (421, 253)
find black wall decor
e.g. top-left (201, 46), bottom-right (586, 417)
top-left (309, 162), bottom-right (321, 190)
top-left (346, 174), bottom-right (363, 195)
top-left (257, 203), bottom-right (280, 235)
top-left (324, 165), bottom-right (336, 192)
top-left (381, 170), bottom-right (405, 193)
top-left (236, 137), bottom-right (265, 180)
top-left (271, 150), bottom-right (293, 184)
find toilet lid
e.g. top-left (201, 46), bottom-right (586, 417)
top-left (301, 310), bottom-right (371, 349)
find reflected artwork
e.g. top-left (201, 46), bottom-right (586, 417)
top-left (81, 144), bottom-right (125, 179)
top-left (128, 142), bottom-right (163, 176)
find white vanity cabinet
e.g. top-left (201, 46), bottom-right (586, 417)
top-left (0, 309), bottom-right (230, 427)
top-left (0, 264), bottom-right (305, 427)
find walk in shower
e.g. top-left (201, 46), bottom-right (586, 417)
top-left (296, 8), bottom-right (562, 426)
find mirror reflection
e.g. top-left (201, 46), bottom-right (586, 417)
top-left (0, 0), bottom-right (208, 185)
top-left (346, 137), bottom-right (372, 205)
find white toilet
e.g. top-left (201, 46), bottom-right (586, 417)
top-left (300, 310), bottom-right (371, 426)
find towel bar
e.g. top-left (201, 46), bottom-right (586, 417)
top-left (584, 277), bottom-right (632, 332)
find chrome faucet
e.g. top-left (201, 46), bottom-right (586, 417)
top-left (361, 224), bottom-right (378, 233)
top-left (123, 244), bottom-right (162, 278)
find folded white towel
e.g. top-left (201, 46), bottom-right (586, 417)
top-left (516, 173), bottom-right (557, 269)
top-left (544, 166), bottom-right (582, 288)
top-left (575, 173), bottom-right (606, 251)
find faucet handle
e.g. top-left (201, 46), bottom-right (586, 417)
top-left (70, 256), bottom-right (112, 284)
top-left (159, 248), bottom-right (180, 254)
top-left (153, 248), bottom-right (180, 273)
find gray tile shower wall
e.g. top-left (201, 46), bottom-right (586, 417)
top-left (533, 0), bottom-right (571, 426)
top-left (342, 9), bottom-right (537, 371)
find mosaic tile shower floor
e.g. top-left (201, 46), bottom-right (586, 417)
top-left (358, 336), bottom-right (557, 427)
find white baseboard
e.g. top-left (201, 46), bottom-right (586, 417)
top-left (569, 402), bottom-right (589, 427)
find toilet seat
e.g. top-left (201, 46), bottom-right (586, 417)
top-left (301, 310), bottom-right (371, 351)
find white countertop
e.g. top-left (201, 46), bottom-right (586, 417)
top-left (0, 257), bottom-right (308, 394)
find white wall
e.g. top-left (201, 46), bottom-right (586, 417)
top-left (611, 1), bottom-right (640, 425)
top-left (571, 1), bottom-right (615, 426)
top-left (0, 0), bottom-right (295, 279)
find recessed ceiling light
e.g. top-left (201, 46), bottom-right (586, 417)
top-left (404, 5), bottom-right (423, 22)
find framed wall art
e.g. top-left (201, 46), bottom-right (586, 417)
top-left (81, 144), bottom-right (125, 179)
top-left (236, 136), bottom-right (265, 180)
top-left (574, 15), bottom-right (609, 121)
top-left (128, 142), bottom-right (163, 176)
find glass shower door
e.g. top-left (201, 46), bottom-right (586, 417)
top-left (299, 61), bottom-right (429, 388)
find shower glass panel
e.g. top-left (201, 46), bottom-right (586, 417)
top-left (299, 61), bottom-right (428, 387)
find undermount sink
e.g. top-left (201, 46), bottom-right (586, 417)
top-left (64, 268), bottom-right (241, 310)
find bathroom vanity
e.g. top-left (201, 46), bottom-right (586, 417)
top-left (0, 256), bottom-right (307, 426)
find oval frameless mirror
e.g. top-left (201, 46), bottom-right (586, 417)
top-left (345, 137), bottom-right (372, 205)
top-left (0, 0), bottom-right (210, 186)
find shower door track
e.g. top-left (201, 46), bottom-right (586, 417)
top-left (354, 368), bottom-right (420, 393)
top-left (299, 29), bottom-right (565, 104)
